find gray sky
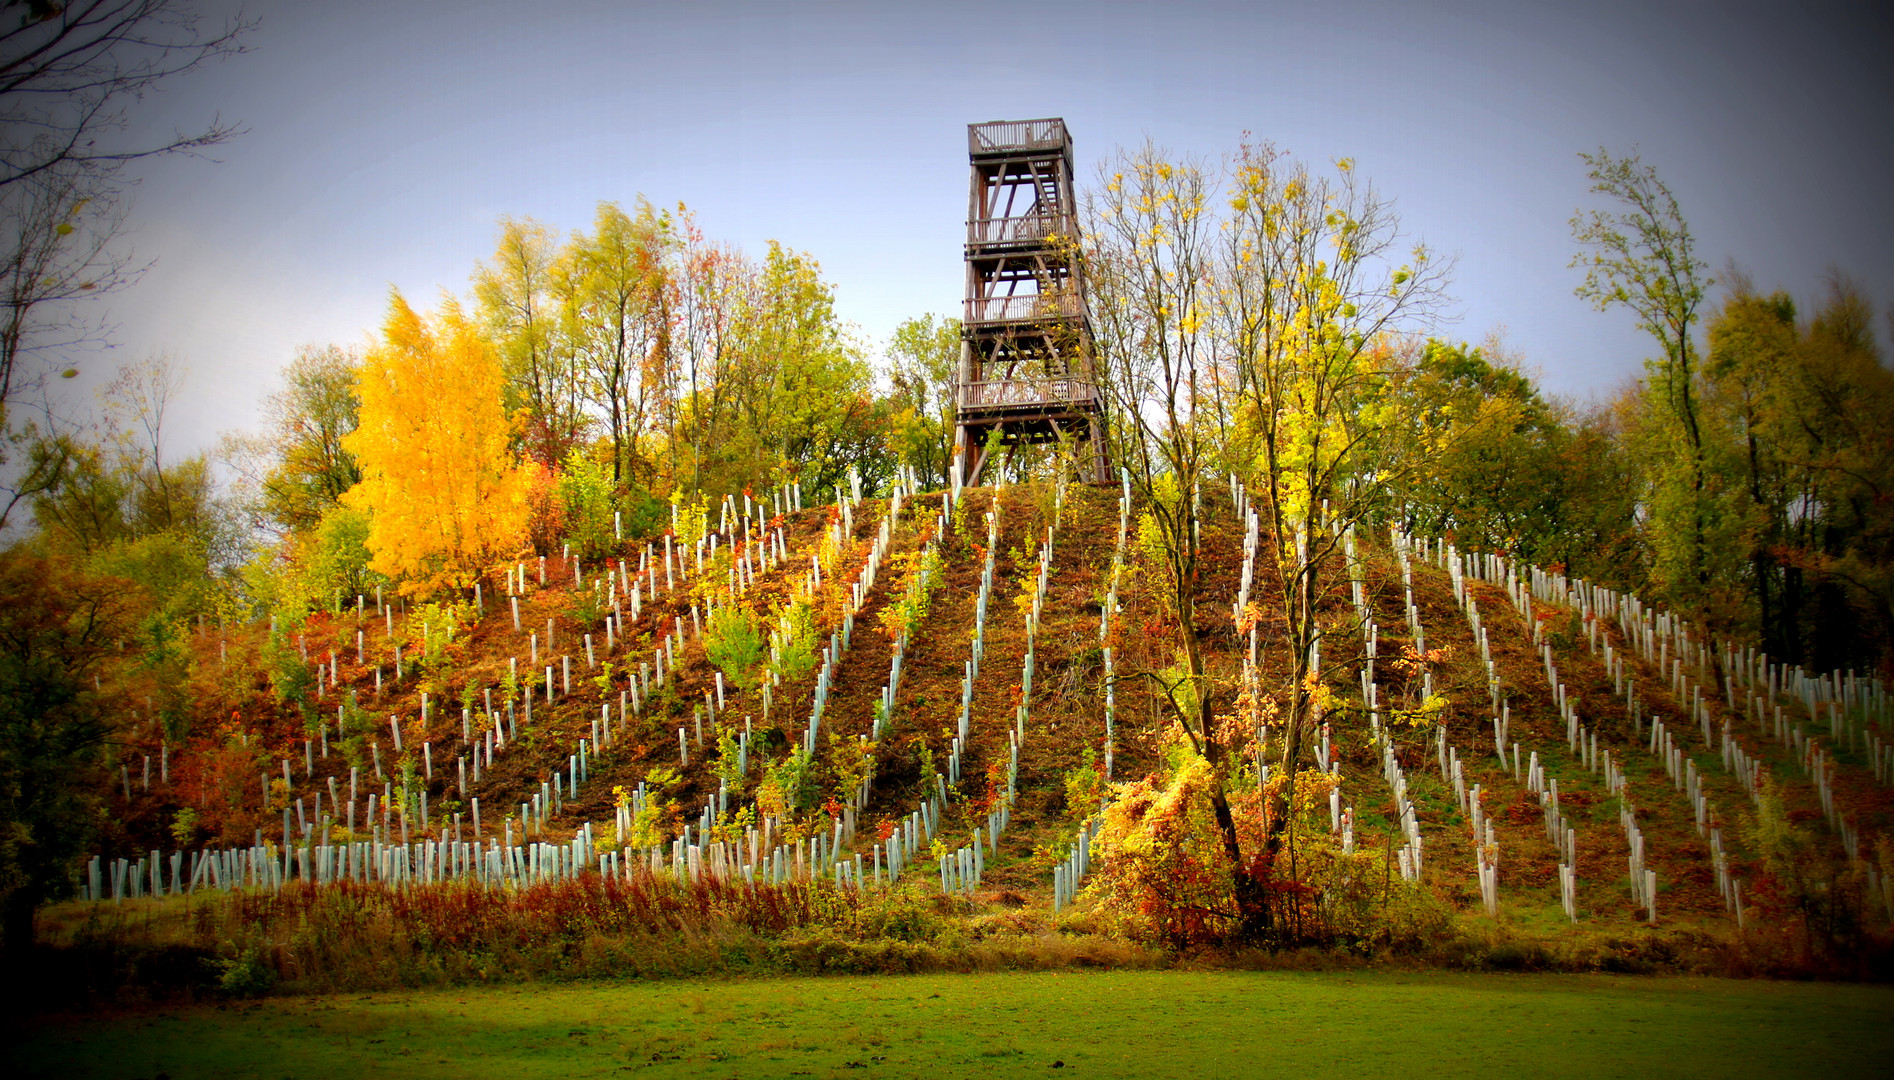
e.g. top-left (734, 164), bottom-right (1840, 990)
top-left (60, 0), bottom-right (1894, 457)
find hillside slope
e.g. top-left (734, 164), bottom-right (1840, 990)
top-left (81, 477), bottom-right (1893, 948)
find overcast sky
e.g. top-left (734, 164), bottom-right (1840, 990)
top-left (55, 0), bottom-right (1894, 457)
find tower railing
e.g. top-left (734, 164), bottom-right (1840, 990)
top-left (968, 119), bottom-right (1069, 156)
top-left (963, 291), bottom-right (1084, 327)
top-left (967, 211), bottom-right (1077, 247)
top-left (957, 377), bottom-right (1099, 412)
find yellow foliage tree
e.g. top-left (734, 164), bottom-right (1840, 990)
top-left (342, 291), bottom-right (532, 594)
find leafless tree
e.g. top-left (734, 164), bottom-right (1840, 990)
top-left (0, 0), bottom-right (251, 527)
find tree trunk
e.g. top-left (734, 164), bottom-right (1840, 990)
top-left (1173, 509), bottom-right (1270, 940)
top-left (1259, 544), bottom-right (1323, 942)
top-left (1783, 563), bottom-right (1804, 666)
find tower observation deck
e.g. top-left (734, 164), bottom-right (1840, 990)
top-left (954, 118), bottom-right (1107, 487)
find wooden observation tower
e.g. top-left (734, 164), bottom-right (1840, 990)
top-left (954, 118), bottom-right (1107, 487)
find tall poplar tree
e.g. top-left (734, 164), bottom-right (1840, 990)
top-left (1570, 150), bottom-right (1712, 607)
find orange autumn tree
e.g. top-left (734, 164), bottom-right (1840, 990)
top-left (342, 291), bottom-right (533, 594)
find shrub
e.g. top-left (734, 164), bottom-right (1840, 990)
top-left (877, 545), bottom-right (942, 641)
top-left (757, 746), bottom-right (819, 821)
top-left (263, 615), bottom-right (315, 710)
top-left (706, 606), bottom-right (765, 692)
top-left (212, 947), bottom-right (278, 997)
top-left (296, 503), bottom-right (381, 611)
top-left (169, 807), bottom-right (200, 848)
top-left (1744, 776), bottom-right (1871, 964)
top-left (671, 490), bottom-right (709, 545)
top-left (559, 448), bottom-right (616, 559)
top-left (1063, 750), bottom-right (1105, 824)
top-left (617, 485), bottom-right (668, 540)
top-left (1088, 757), bottom-right (1236, 949)
top-left (768, 600), bottom-right (818, 685)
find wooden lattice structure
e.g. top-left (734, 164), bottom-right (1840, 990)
top-left (954, 118), bottom-right (1108, 487)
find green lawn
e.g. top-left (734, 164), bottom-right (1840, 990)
top-left (12, 971), bottom-right (1891, 1079)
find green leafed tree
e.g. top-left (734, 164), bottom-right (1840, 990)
top-left (1702, 273), bottom-right (1894, 668)
top-left (563, 200), bottom-right (670, 487)
top-left (474, 217), bottom-right (589, 467)
top-left (885, 313), bottom-right (960, 488)
top-left (558, 446), bottom-right (617, 559)
top-left (0, 550), bottom-right (137, 949)
top-left (1571, 149), bottom-right (1713, 609)
top-left (705, 605), bottom-right (765, 692)
top-left (243, 344), bottom-right (364, 536)
top-left (293, 502), bottom-right (380, 612)
top-left (676, 239), bottom-right (892, 499)
top-left (1385, 337), bottom-right (1647, 590)
top-left (32, 357), bottom-right (241, 621)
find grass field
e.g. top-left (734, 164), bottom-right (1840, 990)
top-left (10, 971), bottom-right (1892, 1080)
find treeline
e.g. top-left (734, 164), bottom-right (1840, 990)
top-left (1386, 271), bottom-right (1892, 673)
top-left (477, 205), bottom-right (892, 495)
top-left (16, 202), bottom-right (964, 618)
top-left (1080, 143), bottom-right (1892, 682)
top-left (8, 169), bottom-right (1888, 687)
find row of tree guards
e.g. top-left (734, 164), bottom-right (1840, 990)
top-left (88, 467), bottom-right (992, 900)
top-left (82, 471), bottom-right (1892, 929)
top-left (1414, 525), bottom-right (1890, 923)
